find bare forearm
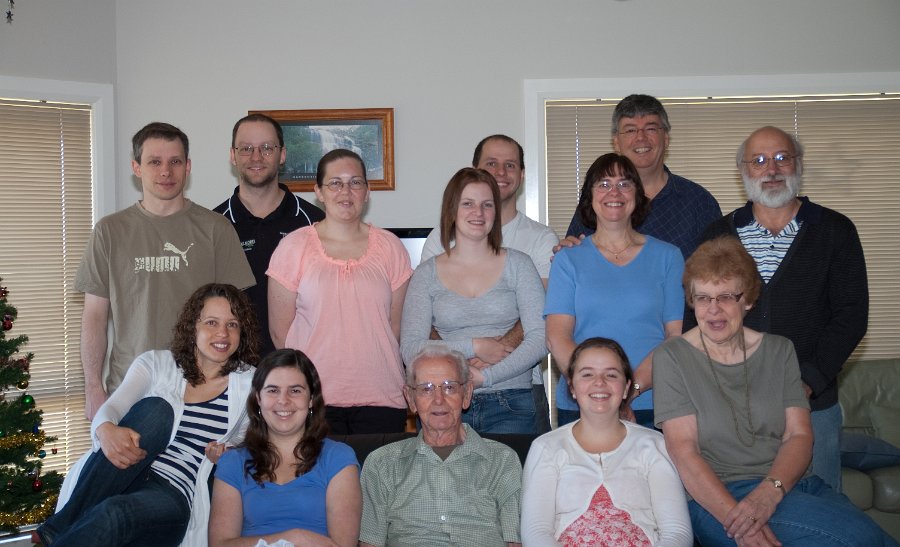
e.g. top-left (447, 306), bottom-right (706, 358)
top-left (768, 414), bottom-right (813, 492)
top-left (81, 324), bottom-right (107, 391)
top-left (669, 443), bottom-right (737, 524)
top-left (548, 336), bottom-right (576, 377)
top-left (496, 320), bottom-right (524, 348)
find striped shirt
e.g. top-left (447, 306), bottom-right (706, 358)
top-left (737, 218), bottom-right (801, 282)
top-left (151, 389), bottom-right (229, 504)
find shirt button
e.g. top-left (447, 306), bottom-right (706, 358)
top-left (440, 515), bottom-right (447, 521)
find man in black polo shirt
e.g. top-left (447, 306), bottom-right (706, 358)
top-left (215, 114), bottom-right (324, 356)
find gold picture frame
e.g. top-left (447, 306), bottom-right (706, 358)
top-left (251, 108), bottom-right (395, 192)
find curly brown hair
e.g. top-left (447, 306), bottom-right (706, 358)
top-left (242, 349), bottom-right (329, 483)
top-left (170, 283), bottom-right (259, 386)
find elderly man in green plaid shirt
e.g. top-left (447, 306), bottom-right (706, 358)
top-left (360, 344), bottom-right (523, 547)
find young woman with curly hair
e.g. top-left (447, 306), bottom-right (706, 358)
top-left (38, 283), bottom-right (260, 547)
top-left (209, 349), bottom-right (361, 547)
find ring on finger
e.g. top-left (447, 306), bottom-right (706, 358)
top-left (749, 516), bottom-right (758, 522)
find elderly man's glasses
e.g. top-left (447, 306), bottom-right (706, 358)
top-left (411, 380), bottom-right (463, 397)
top-left (324, 179), bottom-right (367, 193)
top-left (234, 144), bottom-right (280, 157)
top-left (741, 152), bottom-right (797, 172)
top-left (692, 292), bottom-right (744, 307)
top-left (593, 179), bottom-right (636, 193)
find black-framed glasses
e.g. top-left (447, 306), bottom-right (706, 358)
top-left (741, 152), bottom-right (797, 172)
top-left (593, 179), bottom-right (636, 193)
top-left (411, 380), bottom-right (463, 397)
top-left (234, 144), bottom-right (280, 157)
top-left (692, 292), bottom-right (744, 307)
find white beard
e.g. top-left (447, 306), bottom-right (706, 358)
top-left (743, 172), bottom-right (802, 209)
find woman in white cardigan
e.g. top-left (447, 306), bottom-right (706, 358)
top-left (37, 283), bottom-right (259, 547)
top-left (521, 337), bottom-right (692, 547)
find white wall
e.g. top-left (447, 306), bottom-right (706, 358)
top-left (7, 0), bottom-right (900, 227)
top-left (0, 0), bottom-right (115, 84)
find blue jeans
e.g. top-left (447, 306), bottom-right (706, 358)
top-left (556, 408), bottom-right (580, 427)
top-left (811, 402), bottom-right (843, 492)
top-left (532, 383), bottom-right (551, 434)
top-left (462, 389), bottom-right (536, 434)
top-left (689, 475), bottom-right (897, 546)
top-left (38, 397), bottom-right (190, 547)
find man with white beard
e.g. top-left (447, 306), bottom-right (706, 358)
top-left (699, 126), bottom-right (868, 494)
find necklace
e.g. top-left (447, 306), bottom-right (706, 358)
top-left (699, 330), bottom-right (756, 448)
top-left (593, 235), bottom-right (637, 261)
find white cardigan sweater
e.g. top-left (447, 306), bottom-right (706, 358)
top-left (57, 350), bottom-right (254, 547)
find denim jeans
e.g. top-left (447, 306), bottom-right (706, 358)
top-left (532, 383), bottom-right (551, 434)
top-left (462, 389), bottom-right (536, 434)
top-left (811, 402), bottom-right (843, 492)
top-left (556, 408), bottom-right (580, 427)
top-left (689, 475), bottom-right (897, 546)
top-left (325, 405), bottom-right (408, 434)
top-left (38, 397), bottom-right (190, 547)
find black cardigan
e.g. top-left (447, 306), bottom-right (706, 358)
top-left (699, 197), bottom-right (869, 411)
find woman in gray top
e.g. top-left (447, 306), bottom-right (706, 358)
top-left (400, 167), bottom-right (546, 434)
top-left (653, 236), bottom-right (892, 547)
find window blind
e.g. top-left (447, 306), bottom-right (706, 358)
top-left (0, 99), bottom-right (93, 473)
top-left (546, 94), bottom-right (900, 360)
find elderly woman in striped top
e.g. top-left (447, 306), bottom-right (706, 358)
top-left (37, 283), bottom-right (259, 547)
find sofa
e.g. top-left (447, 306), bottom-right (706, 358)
top-left (839, 358), bottom-right (900, 541)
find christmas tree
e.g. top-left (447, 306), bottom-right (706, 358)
top-left (0, 278), bottom-right (63, 533)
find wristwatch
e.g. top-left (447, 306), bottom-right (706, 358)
top-left (765, 477), bottom-right (784, 490)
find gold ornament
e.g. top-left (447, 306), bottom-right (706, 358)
top-left (0, 494), bottom-right (59, 528)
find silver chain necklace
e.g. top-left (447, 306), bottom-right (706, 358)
top-left (699, 330), bottom-right (756, 448)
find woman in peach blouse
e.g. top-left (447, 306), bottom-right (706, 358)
top-left (268, 149), bottom-right (412, 434)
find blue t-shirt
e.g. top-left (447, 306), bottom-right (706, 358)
top-left (544, 236), bottom-right (684, 411)
top-left (215, 438), bottom-right (359, 537)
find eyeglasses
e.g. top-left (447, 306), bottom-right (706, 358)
top-left (593, 179), bottom-right (636, 193)
top-left (411, 380), bottom-right (464, 397)
top-left (234, 144), bottom-right (280, 157)
top-left (617, 126), bottom-right (663, 138)
top-left (323, 179), bottom-right (367, 192)
top-left (741, 152), bottom-right (797, 172)
top-left (692, 292), bottom-right (744, 307)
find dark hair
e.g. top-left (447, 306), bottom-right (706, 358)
top-left (242, 349), bottom-right (328, 483)
top-left (315, 148), bottom-right (367, 187)
top-left (232, 114), bottom-right (284, 148)
top-left (472, 134), bottom-right (524, 170)
top-left (576, 153), bottom-right (650, 230)
top-left (132, 122), bottom-right (189, 163)
top-left (567, 337), bottom-right (633, 411)
top-left (611, 94), bottom-right (671, 135)
top-left (684, 236), bottom-right (761, 308)
top-left (439, 167), bottom-right (503, 254)
top-left (170, 283), bottom-right (259, 386)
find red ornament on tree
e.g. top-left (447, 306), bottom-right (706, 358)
top-left (32, 479), bottom-right (42, 492)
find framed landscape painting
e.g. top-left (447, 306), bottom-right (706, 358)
top-left (251, 108), bottom-right (395, 191)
